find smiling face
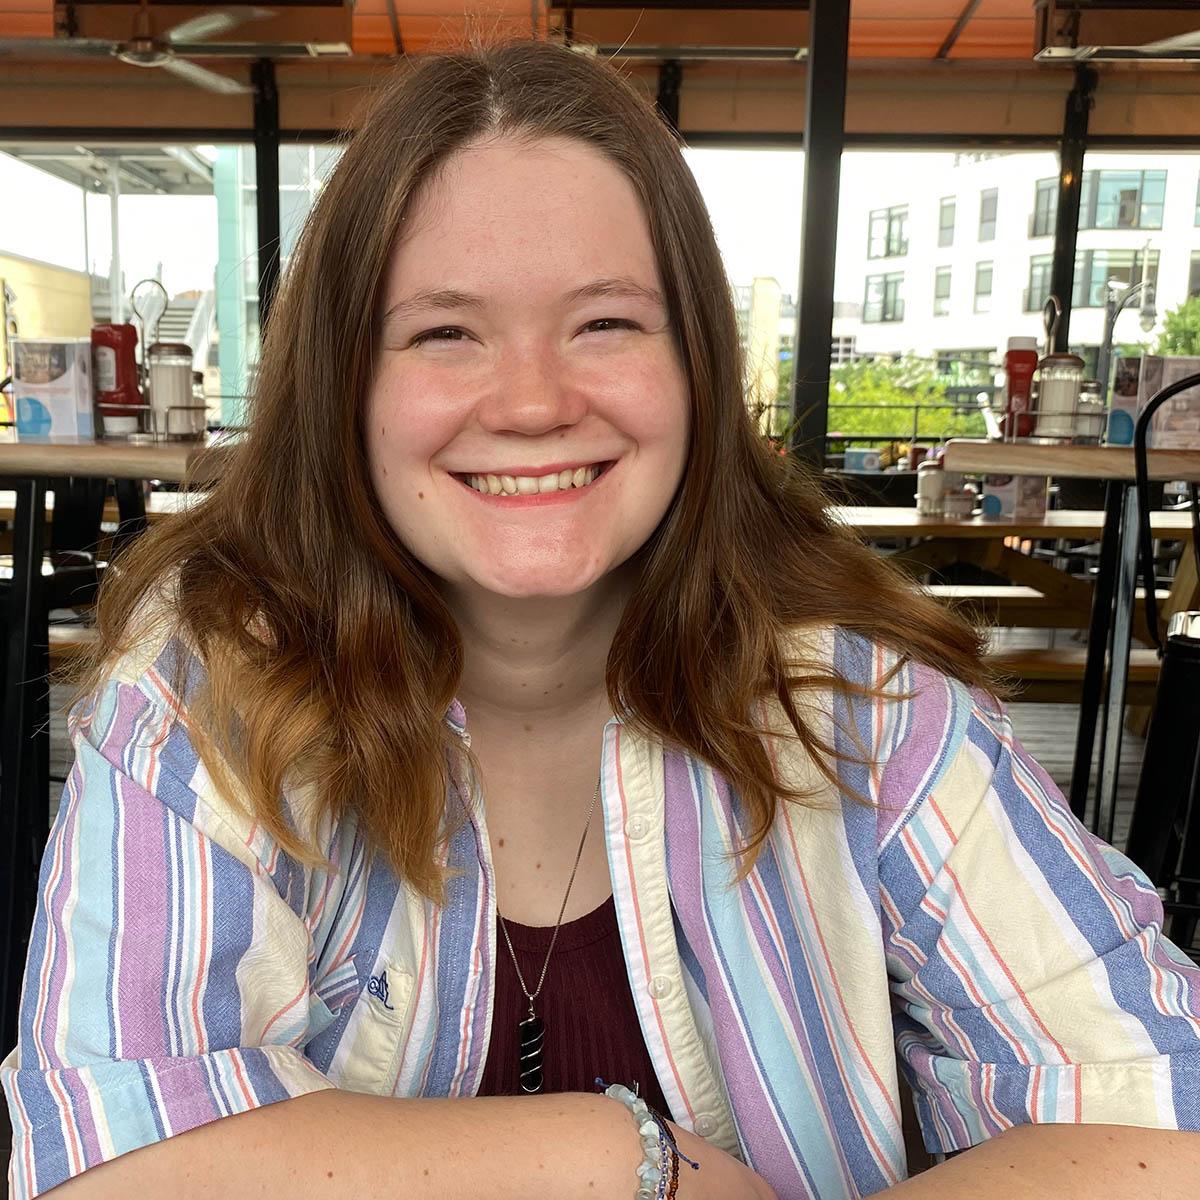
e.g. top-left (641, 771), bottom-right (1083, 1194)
top-left (365, 134), bottom-right (690, 604)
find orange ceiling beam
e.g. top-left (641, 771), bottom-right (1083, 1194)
top-left (0, 1), bottom-right (53, 39)
top-left (351, 2), bottom-right (546, 56)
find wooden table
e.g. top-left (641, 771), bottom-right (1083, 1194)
top-left (941, 439), bottom-right (1200, 844)
top-left (0, 434), bottom-right (232, 1051)
top-left (833, 505), bottom-right (1194, 541)
top-left (834, 506), bottom-right (1194, 630)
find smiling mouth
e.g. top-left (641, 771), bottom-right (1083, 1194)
top-left (451, 461), bottom-right (615, 497)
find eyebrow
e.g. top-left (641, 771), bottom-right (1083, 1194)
top-left (378, 276), bottom-right (666, 327)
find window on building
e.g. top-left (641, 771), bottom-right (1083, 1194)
top-left (1031, 178), bottom-right (1057, 237)
top-left (1073, 248), bottom-right (1160, 308)
top-left (979, 189), bottom-right (998, 241)
top-left (864, 272), bottom-right (905, 322)
top-left (1079, 169), bottom-right (1166, 230)
top-left (1190, 251), bottom-right (1200, 299)
top-left (1195, 175), bottom-right (1200, 226)
top-left (936, 348), bottom-right (995, 387)
top-left (1026, 249), bottom-right (1161, 312)
top-left (974, 261), bottom-right (993, 313)
top-left (831, 335), bottom-right (858, 364)
top-left (1025, 254), bottom-right (1054, 312)
top-left (938, 196), bottom-right (955, 247)
top-left (868, 205), bottom-right (909, 259)
top-left (933, 266), bottom-right (952, 316)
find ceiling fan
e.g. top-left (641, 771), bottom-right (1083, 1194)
top-left (1034, 0), bottom-right (1200, 63)
top-left (0, 3), bottom-right (351, 95)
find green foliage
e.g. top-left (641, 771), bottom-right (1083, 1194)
top-left (823, 355), bottom-right (987, 441)
top-left (1155, 296), bottom-right (1200, 357)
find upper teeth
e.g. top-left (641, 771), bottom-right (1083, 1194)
top-left (464, 465), bottom-right (603, 495)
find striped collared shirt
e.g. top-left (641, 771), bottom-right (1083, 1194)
top-left (4, 626), bottom-right (1199, 1199)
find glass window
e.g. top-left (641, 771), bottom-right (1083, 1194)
top-left (1073, 248), bottom-right (1160, 308)
top-left (1031, 178), bottom-right (1057, 237)
top-left (979, 189), bottom-right (998, 241)
top-left (936, 348), bottom-right (995, 387)
top-left (1026, 254), bottom-right (1054, 312)
top-left (1190, 251), bottom-right (1200, 299)
top-left (864, 272), bottom-right (904, 323)
top-left (933, 266), bottom-right (951, 316)
top-left (938, 196), bottom-right (955, 247)
top-left (974, 261), bottom-right (993, 313)
top-left (868, 205), bottom-right (908, 259)
top-left (0, 140), bottom-right (254, 427)
top-left (1195, 174), bottom-right (1200, 226)
top-left (1080, 169), bottom-right (1166, 230)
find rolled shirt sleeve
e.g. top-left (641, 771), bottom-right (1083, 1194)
top-left (1, 670), bottom-right (337, 1199)
top-left (877, 660), bottom-right (1200, 1154)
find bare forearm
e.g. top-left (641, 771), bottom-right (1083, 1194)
top-left (50, 1089), bottom-right (643, 1199)
top-left (876, 1123), bottom-right (1200, 1199)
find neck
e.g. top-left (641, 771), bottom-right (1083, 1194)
top-left (440, 566), bottom-right (633, 731)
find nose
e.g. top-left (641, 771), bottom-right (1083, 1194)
top-left (475, 342), bottom-right (588, 436)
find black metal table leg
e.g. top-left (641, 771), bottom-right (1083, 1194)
top-left (1095, 487), bottom-right (1141, 844)
top-left (112, 477), bottom-right (148, 560)
top-left (1069, 482), bottom-right (1125, 823)
top-left (1, 476), bottom-right (49, 1054)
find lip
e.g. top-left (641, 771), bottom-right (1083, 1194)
top-left (451, 460), bottom-right (616, 507)
top-left (451, 459), bottom-right (611, 479)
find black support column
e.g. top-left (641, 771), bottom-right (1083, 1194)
top-left (789, 0), bottom-right (851, 469)
top-left (252, 58), bottom-right (282, 331)
top-left (656, 59), bottom-right (683, 136)
top-left (1050, 67), bottom-right (1096, 352)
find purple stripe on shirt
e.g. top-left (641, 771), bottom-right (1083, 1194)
top-left (663, 749), bottom-right (818, 1199)
top-left (114, 771), bottom-right (171, 1059)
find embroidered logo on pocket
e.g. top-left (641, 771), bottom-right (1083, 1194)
top-left (367, 969), bottom-right (396, 1011)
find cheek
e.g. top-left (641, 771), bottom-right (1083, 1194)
top-left (367, 368), bottom-right (472, 476)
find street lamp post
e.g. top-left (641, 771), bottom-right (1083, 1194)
top-left (1096, 241), bottom-right (1157, 403)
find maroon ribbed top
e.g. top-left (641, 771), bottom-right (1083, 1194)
top-left (476, 893), bottom-right (671, 1116)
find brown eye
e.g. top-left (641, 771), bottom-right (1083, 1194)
top-left (583, 318), bottom-right (638, 334)
top-left (412, 327), bottom-right (467, 346)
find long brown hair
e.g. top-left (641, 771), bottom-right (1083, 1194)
top-left (77, 39), bottom-right (994, 902)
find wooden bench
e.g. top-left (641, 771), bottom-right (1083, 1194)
top-left (926, 583), bottom-right (1169, 637)
top-left (47, 624), bottom-right (98, 667)
top-left (984, 646), bottom-right (1161, 703)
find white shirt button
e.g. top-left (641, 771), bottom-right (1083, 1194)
top-left (624, 815), bottom-right (649, 840)
top-left (648, 974), bottom-right (674, 999)
top-left (694, 1114), bottom-right (718, 1138)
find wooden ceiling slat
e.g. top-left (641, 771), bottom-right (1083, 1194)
top-left (0, 1), bottom-right (53, 39)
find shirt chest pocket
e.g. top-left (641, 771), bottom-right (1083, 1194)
top-left (330, 957), bottom-right (417, 1096)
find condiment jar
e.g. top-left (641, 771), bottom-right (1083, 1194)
top-left (1037, 352), bottom-right (1085, 439)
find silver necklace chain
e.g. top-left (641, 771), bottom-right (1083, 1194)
top-left (497, 773), bottom-right (602, 1013)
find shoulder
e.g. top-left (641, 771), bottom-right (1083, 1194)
top-left (768, 624), bottom-right (1004, 841)
top-left (74, 595), bottom-right (338, 904)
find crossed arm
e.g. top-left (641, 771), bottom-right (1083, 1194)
top-left (880, 1123), bottom-right (1200, 1198)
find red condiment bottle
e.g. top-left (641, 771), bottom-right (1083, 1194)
top-left (1002, 335), bottom-right (1039, 439)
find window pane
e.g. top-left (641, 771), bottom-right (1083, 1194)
top-left (1032, 178), bottom-right (1057, 238)
top-left (1026, 255), bottom-right (1053, 312)
top-left (934, 266), bottom-right (951, 316)
top-left (974, 262), bottom-right (993, 313)
top-left (682, 146), bottom-right (803, 433)
top-left (979, 189), bottom-right (997, 241)
top-left (0, 140), bottom-right (254, 427)
top-left (938, 197), bottom-right (955, 247)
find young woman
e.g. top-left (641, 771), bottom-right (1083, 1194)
top-left (3, 39), bottom-right (1199, 1200)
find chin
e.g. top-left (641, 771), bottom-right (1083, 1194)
top-left (469, 564), bottom-right (607, 599)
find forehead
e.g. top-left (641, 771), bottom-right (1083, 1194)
top-left (386, 135), bottom-right (661, 290)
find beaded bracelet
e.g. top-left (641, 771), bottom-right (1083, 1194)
top-left (596, 1078), bottom-right (700, 1200)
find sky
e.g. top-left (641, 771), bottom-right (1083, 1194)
top-left (3, 146), bottom-right (823, 301)
top-left (2, 145), bottom-right (949, 304)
